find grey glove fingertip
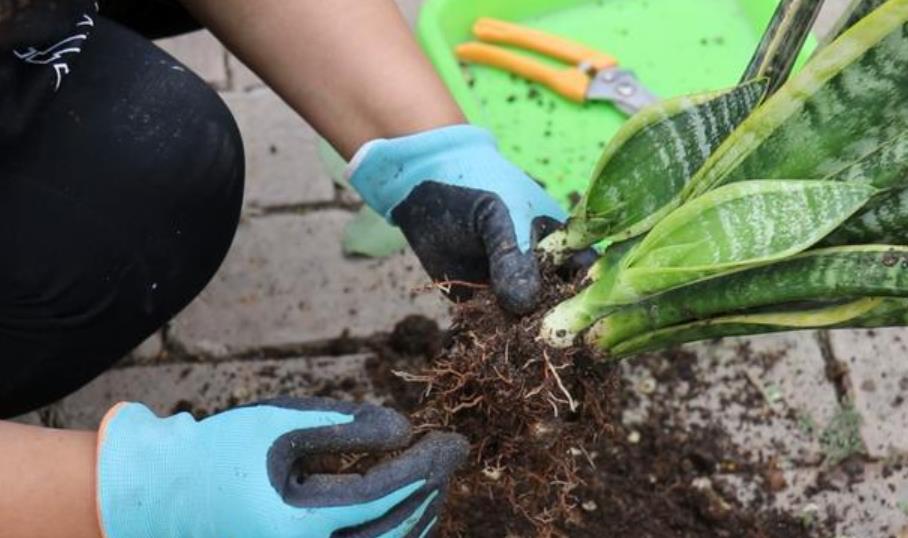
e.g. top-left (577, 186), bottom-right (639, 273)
top-left (563, 247), bottom-right (599, 276)
top-left (475, 196), bottom-right (546, 315)
top-left (489, 247), bottom-right (543, 315)
top-left (332, 489), bottom-right (441, 538)
top-left (264, 399), bottom-right (414, 498)
top-left (407, 432), bottom-right (470, 485)
top-left (287, 432), bottom-right (468, 509)
top-left (357, 431), bottom-right (468, 495)
top-left (330, 433), bottom-right (467, 538)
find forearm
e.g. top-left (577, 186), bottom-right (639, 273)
top-left (0, 421), bottom-right (101, 538)
top-left (180, 0), bottom-right (465, 159)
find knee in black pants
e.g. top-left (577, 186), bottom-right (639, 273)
top-left (0, 17), bottom-right (245, 417)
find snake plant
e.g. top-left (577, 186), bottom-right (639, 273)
top-left (536, 80), bottom-right (768, 256)
top-left (741, 0), bottom-right (825, 95)
top-left (539, 0), bottom-right (908, 354)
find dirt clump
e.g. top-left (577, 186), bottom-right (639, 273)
top-left (410, 278), bottom-right (615, 537)
top-left (369, 267), bottom-right (830, 537)
top-left (390, 314), bottom-right (444, 358)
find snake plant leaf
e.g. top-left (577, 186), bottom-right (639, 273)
top-left (741, 0), bottom-right (824, 95)
top-left (618, 180), bottom-right (876, 296)
top-left (610, 297), bottom-right (887, 357)
top-left (818, 0), bottom-right (888, 48)
top-left (540, 257), bottom-right (622, 348)
top-left (824, 185), bottom-right (908, 245)
top-left (612, 296), bottom-right (908, 358)
top-left (820, 131), bottom-right (908, 245)
top-left (540, 80), bottom-right (768, 256)
top-left (585, 236), bottom-right (641, 282)
top-left (837, 296), bottom-right (908, 326)
top-left (540, 180), bottom-right (876, 348)
top-left (540, 239), bottom-right (633, 347)
top-left (685, 0), bottom-right (908, 199)
top-left (587, 245), bottom-right (908, 351)
top-left (826, 130), bottom-right (908, 189)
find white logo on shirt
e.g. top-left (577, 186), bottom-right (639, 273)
top-left (14, 13), bottom-right (95, 91)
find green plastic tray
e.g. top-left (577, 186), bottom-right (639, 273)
top-left (417, 0), bottom-right (816, 207)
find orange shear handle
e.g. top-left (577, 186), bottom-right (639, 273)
top-left (456, 42), bottom-right (589, 103)
top-left (473, 17), bottom-right (618, 71)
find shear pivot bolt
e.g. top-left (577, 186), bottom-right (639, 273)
top-left (617, 82), bottom-right (636, 96)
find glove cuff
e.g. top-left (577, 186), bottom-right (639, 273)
top-left (346, 124), bottom-right (503, 221)
top-left (96, 402), bottom-right (202, 538)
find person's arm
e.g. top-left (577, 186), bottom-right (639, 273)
top-left (179, 0), bottom-right (464, 159)
top-left (0, 399), bottom-right (465, 538)
top-left (0, 421), bottom-right (101, 538)
top-left (181, 0), bottom-right (592, 313)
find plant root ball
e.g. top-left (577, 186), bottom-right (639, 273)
top-left (402, 267), bottom-right (619, 536)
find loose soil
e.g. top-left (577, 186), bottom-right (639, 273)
top-left (366, 268), bottom-right (834, 537)
top-left (162, 268), bottom-right (840, 536)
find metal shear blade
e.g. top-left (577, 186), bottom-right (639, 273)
top-left (587, 68), bottom-right (658, 115)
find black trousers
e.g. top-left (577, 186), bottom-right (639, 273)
top-left (0, 3), bottom-right (245, 417)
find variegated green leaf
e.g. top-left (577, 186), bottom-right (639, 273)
top-left (685, 0), bottom-right (908, 198)
top-left (546, 80), bottom-right (767, 253)
top-left (741, 0), bottom-right (824, 95)
top-left (611, 296), bottom-right (908, 358)
top-left (826, 130), bottom-right (908, 189)
top-left (540, 257), bottom-right (623, 348)
top-left (619, 180), bottom-right (877, 296)
top-left (540, 180), bottom-right (876, 347)
top-left (818, 0), bottom-right (888, 48)
top-left (610, 297), bottom-right (886, 357)
top-left (824, 185), bottom-right (908, 245)
top-left (538, 239), bottom-right (638, 348)
top-left (583, 235), bottom-right (641, 282)
top-left (587, 245), bottom-right (908, 351)
top-left (840, 296), bottom-right (908, 326)
top-left (796, 130), bottom-right (908, 246)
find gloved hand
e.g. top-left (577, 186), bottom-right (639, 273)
top-left (96, 397), bottom-right (467, 538)
top-left (348, 125), bottom-right (568, 314)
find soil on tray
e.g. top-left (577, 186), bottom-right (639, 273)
top-left (365, 266), bottom-right (832, 538)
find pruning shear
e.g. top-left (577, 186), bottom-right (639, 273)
top-left (456, 18), bottom-right (658, 115)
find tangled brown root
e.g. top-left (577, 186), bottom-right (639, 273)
top-left (400, 272), bottom-right (619, 536)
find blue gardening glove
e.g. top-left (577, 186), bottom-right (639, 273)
top-left (96, 397), bottom-right (467, 538)
top-left (348, 125), bottom-right (568, 314)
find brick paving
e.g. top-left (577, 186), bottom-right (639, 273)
top-left (52, 354), bottom-right (378, 430)
top-left (14, 1), bottom-right (908, 535)
top-left (168, 211), bottom-right (450, 356)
